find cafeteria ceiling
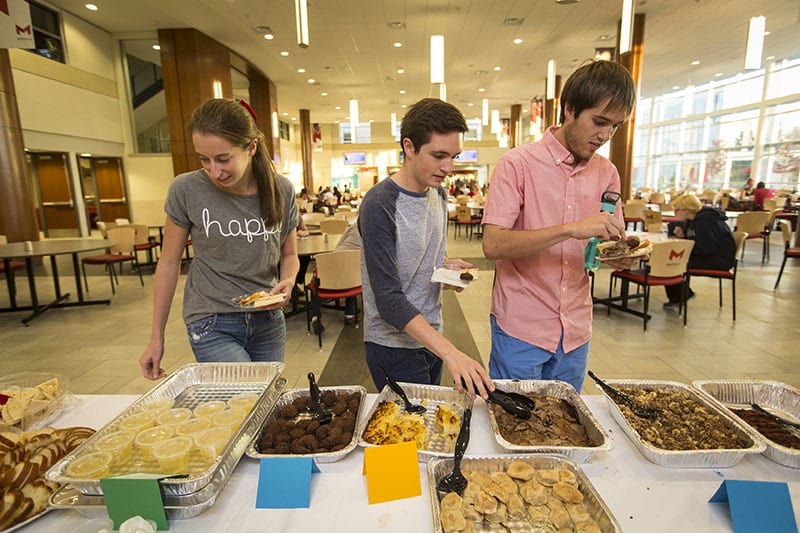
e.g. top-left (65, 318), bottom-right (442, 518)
top-left (47, 0), bottom-right (800, 124)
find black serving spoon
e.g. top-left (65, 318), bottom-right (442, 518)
top-left (588, 371), bottom-right (661, 419)
top-left (751, 403), bottom-right (800, 431)
top-left (308, 372), bottom-right (332, 424)
top-left (382, 366), bottom-right (426, 414)
top-left (437, 408), bottom-right (472, 496)
top-left (487, 389), bottom-right (535, 420)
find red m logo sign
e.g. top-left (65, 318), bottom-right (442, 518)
top-left (16, 25), bottom-right (31, 35)
top-left (669, 249), bottom-right (685, 260)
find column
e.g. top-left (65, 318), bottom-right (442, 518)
top-left (509, 104), bottom-right (522, 149)
top-left (247, 65), bottom-right (281, 164)
top-left (610, 13), bottom-right (646, 201)
top-left (299, 109), bottom-right (313, 192)
top-left (0, 49), bottom-right (39, 242)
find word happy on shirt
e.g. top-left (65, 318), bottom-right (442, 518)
top-left (202, 208), bottom-right (282, 242)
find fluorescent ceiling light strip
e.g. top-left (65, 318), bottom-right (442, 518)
top-left (546, 60), bottom-right (556, 100)
top-left (620, 0), bottom-right (634, 54)
top-left (390, 112), bottom-right (397, 135)
top-left (349, 99), bottom-right (359, 135)
top-left (296, 0), bottom-right (309, 48)
top-left (439, 83), bottom-right (447, 101)
top-left (745, 16), bottom-right (765, 70)
top-left (430, 35), bottom-right (445, 84)
top-left (482, 99), bottom-right (489, 126)
top-left (490, 109), bottom-right (500, 134)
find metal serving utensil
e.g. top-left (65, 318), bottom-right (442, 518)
top-left (381, 367), bottom-right (426, 414)
top-left (307, 372), bottom-right (332, 424)
top-left (436, 408), bottom-right (472, 496)
top-left (751, 403), bottom-right (800, 431)
top-left (588, 371), bottom-right (661, 419)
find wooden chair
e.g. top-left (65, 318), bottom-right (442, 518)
top-left (622, 200), bottom-right (647, 231)
top-left (734, 211), bottom-right (769, 264)
top-left (454, 205), bottom-right (480, 240)
top-left (302, 212), bottom-right (326, 228)
top-left (774, 220), bottom-right (800, 289)
top-left (81, 226), bottom-right (144, 294)
top-left (95, 220), bottom-right (117, 238)
top-left (643, 209), bottom-right (663, 233)
top-left (129, 224), bottom-right (159, 266)
top-left (687, 231), bottom-right (747, 321)
top-left (305, 249), bottom-right (362, 348)
top-left (336, 205), bottom-right (352, 212)
top-left (114, 218), bottom-right (131, 226)
top-left (649, 192), bottom-right (666, 206)
top-left (607, 240), bottom-right (695, 331)
top-left (319, 218), bottom-right (348, 235)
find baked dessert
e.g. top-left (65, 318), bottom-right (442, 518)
top-left (1, 378), bottom-right (64, 428)
top-left (362, 401), bottom-right (427, 449)
top-left (491, 395), bottom-right (593, 447)
top-left (435, 404), bottom-right (460, 441)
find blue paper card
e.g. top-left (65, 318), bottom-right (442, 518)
top-left (256, 457), bottom-right (321, 508)
top-left (710, 479), bottom-right (797, 533)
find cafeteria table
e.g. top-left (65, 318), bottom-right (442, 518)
top-left (27, 393), bottom-right (800, 532)
top-left (0, 239), bottom-right (117, 324)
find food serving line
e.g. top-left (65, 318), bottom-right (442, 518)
top-left (26, 387), bottom-right (800, 532)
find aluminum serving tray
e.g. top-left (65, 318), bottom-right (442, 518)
top-left (46, 363), bottom-right (285, 496)
top-left (358, 383), bottom-right (473, 463)
top-left (246, 385), bottom-right (366, 463)
top-left (427, 454), bottom-right (621, 533)
top-left (693, 379), bottom-right (800, 469)
top-left (487, 380), bottom-right (611, 463)
top-left (601, 379), bottom-right (765, 468)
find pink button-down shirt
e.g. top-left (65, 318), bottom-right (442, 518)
top-left (482, 127), bottom-right (623, 353)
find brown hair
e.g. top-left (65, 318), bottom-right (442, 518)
top-left (188, 98), bottom-right (283, 227)
top-left (559, 61), bottom-right (637, 125)
top-left (400, 98), bottom-right (468, 154)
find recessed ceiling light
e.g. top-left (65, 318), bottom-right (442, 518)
top-left (292, 117), bottom-right (296, 121)
top-left (280, 51), bottom-right (289, 56)
top-left (690, 60), bottom-right (700, 65)
top-left (396, 68), bottom-right (405, 74)
top-left (85, 3), bottom-right (98, 11)
top-left (401, 104), bottom-right (407, 108)
top-left (764, 31), bottom-right (771, 36)
top-left (393, 42), bottom-right (402, 48)
top-left (513, 38), bottom-right (523, 45)
top-left (307, 78), bottom-right (315, 83)
top-left (298, 68), bottom-right (306, 73)
top-left (264, 33), bottom-right (274, 40)
top-left (672, 85), bottom-right (680, 90)
top-left (596, 34), bottom-right (612, 41)
top-left (493, 66), bottom-right (502, 71)
top-left (282, 112), bottom-right (288, 116)
top-left (467, 102), bottom-right (474, 106)
top-left (369, 119), bottom-right (374, 123)
top-left (766, 55), bottom-right (775, 60)
top-left (335, 106), bottom-right (341, 110)
top-left (715, 72), bottom-right (723, 77)
top-left (152, 44), bottom-right (161, 51)
top-left (478, 88), bottom-right (485, 92)
top-left (399, 90), bottom-right (406, 94)
top-left (321, 92), bottom-right (328, 96)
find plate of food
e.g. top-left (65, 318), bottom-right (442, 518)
top-left (430, 268), bottom-right (479, 289)
top-left (237, 291), bottom-right (286, 308)
top-left (596, 236), bottom-right (652, 262)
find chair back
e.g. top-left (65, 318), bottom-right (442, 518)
top-left (114, 218), bottom-right (131, 226)
top-left (623, 201), bottom-right (646, 219)
top-left (129, 224), bottom-right (152, 246)
top-left (649, 192), bottom-right (665, 205)
top-left (456, 205), bottom-right (472, 222)
top-left (105, 226), bottom-right (136, 255)
top-left (720, 195), bottom-right (730, 210)
top-left (778, 219), bottom-right (792, 247)
top-left (315, 249), bottom-right (361, 290)
top-left (763, 197), bottom-right (779, 212)
top-left (732, 231), bottom-right (748, 258)
top-left (336, 205), bottom-right (352, 212)
top-left (302, 212), bottom-right (326, 227)
top-left (643, 209), bottom-right (663, 232)
top-left (319, 218), bottom-right (348, 235)
top-left (331, 212), bottom-right (349, 221)
top-left (96, 220), bottom-right (117, 237)
top-left (735, 211), bottom-right (769, 234)
top-left (648, 240), bottom-right (695, 277)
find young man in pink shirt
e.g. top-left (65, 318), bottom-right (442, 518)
top-left (481, 61), bottom-right (637, 392)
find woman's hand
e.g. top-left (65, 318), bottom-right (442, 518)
top-left (263, 279), bottom-right (295, 309)
top-left (139, 342), bottom-right (166, 381)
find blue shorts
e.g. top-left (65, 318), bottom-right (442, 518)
top-left (488, 315), bottom-right (589, 392)
top-left (187, 310), bottom-right (286, 363)
top-left (365, 342), bottom-right (443, 392)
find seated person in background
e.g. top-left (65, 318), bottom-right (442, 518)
top-left (741, 177), bottom-right (755, 197)
top-left (295, 213), bottom-right (310, 298)
top-left (663, 194), bottom-right (736, 308)
top-left (753, 181), bottom-right (775, 210)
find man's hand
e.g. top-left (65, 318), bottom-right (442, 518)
top-left (570, 212), bottom-right (625, 241)
top-left (442, 350), bottom-right (494, 400)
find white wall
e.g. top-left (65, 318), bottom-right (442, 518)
top-left (125, 155), bottom-right (174, 227)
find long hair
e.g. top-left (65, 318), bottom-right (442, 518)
top-left (559, 61), bottom-right (636, 125)
top-left (188, 98), bottom-right (283, 227)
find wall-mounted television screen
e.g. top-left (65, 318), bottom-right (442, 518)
top-left (455, 149), bottom-right (478, 163)
top-left (343, 151), bottom-right (366, 165)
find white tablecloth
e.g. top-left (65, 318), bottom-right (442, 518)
top-left (25, 394), bottom-right (800, 532)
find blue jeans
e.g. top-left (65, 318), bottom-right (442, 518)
top-left (187, 310), bottom-right (286, 363)
top-left (488, 315), bottom-right (589, 391)
top-left (365, 342), bottom-right (443, 392)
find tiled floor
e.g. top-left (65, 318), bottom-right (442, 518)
top-left (1, 229), bottom-right (798, 397)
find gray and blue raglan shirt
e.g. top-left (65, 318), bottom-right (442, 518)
top-left (357, 178), bottom-right (448, 349)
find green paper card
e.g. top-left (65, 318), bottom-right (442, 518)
top-left (100, 477), bottom-right (169, 530)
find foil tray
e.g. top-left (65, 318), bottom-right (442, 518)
top-left (246, 385), bottom-right (367, 463)
top-left (357, 383), bottom-right (473, 463)
top-left (487, 380), bottom-right (612, 463)
top-left (46, 363), bottom-right (285, 496)
top-left (601, 379), bottom-right (765, 468)
top-left (427, 454), bottom-right (621, 533)
top-left (693, 379), bottom-right (800, 469)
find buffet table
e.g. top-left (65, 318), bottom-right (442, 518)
top-left (26, 394), bottom-right (800, 532)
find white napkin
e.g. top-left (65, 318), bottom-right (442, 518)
top-left (430, 268), bottom-right (479, 289)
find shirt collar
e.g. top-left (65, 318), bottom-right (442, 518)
top-left (543, 126), bottom-right (586, 170)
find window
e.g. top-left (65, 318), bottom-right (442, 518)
top-left (339, 122), bottom-right (371, 144)
top-left (279, 120), bottom-right (291, 141)
top-left (27, 2), bottom-right (65, 63)
top-left (122, 40), bottom-right (169, 153)
top-left (464, 119), bottom-right (483, 141)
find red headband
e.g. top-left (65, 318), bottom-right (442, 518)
top-left (238, 98), bottom-right (258, 124)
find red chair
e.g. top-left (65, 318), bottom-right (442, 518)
top-left (81, 226), bottom-right (144, 294)
top-left (687, 231), bottom-right (747, 321)
top-left (606, 240), bottom-right (695, 331)
top-left (305, 249), bottom-right (362, 348)
top-left (774, 220), bottom-right (800, 289)
top-left (454, 205), bottom-right (480, 240)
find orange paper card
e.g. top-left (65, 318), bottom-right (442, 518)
top-left (362, 441), bottom-right (421, 504)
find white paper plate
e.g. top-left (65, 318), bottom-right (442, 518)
top-left (430, 268), bottom-right (479, 288)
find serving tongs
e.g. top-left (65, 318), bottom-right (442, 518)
top-left (437, 407), bottom-right (472, 496)
top-left (382, 366), bottom-right (426, 414)
top-left (588, 371), bottom-right (661, 419)
top-left (308, 372), bottom-right (332, 424)
top-left (751, 403), bottom-right (800, 431)
top-left (486, 388), bottom-right (536, 420)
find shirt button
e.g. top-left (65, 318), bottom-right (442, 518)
top-left (556, 159), bottom-right (561, 164)
top-left (565, 260), bottom-right (569, 266)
